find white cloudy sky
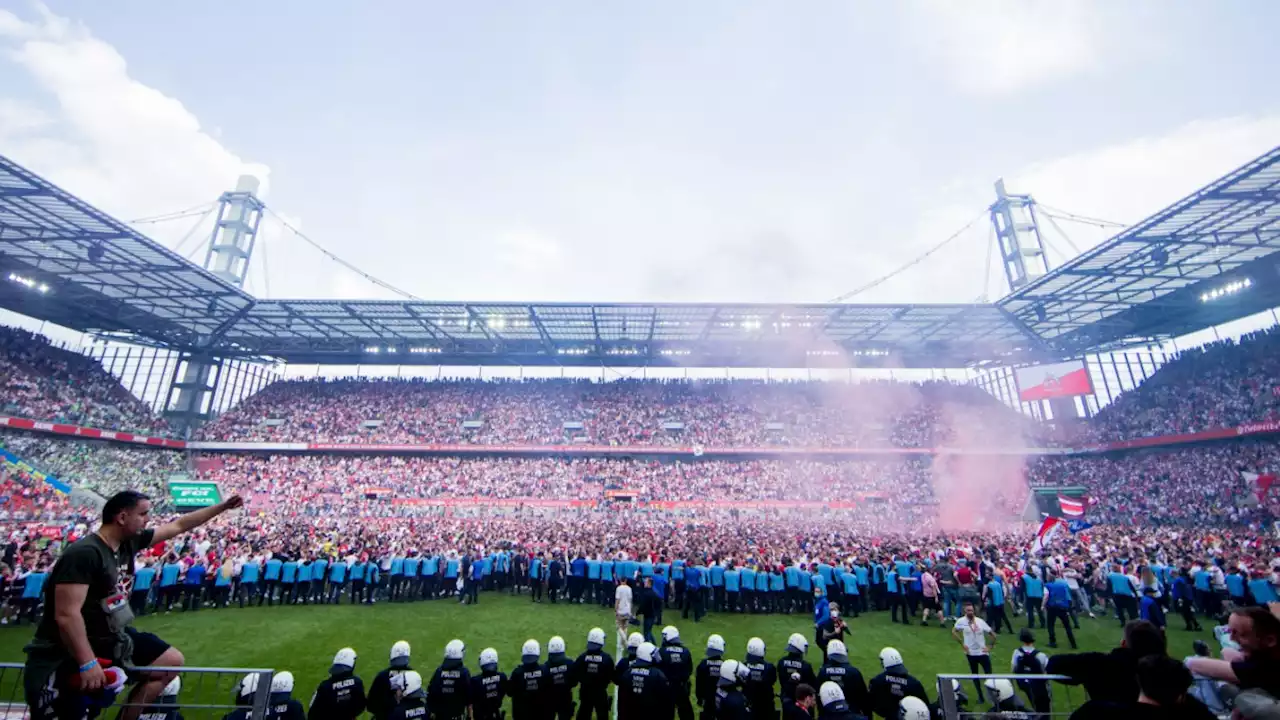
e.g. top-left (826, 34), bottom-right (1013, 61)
top-left (0, 1), bottom-right (1277, 308)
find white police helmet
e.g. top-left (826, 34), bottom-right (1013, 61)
top-left (444, 640), bottom-right (465, 660)
top-left (480, 648), bottom-right (499, 668)
top-left (661, 626), bottom-right (679, 643)
top-left (826, 640), bottom-right (847, 660)
top-left (270, 671), bottom-right (294, 694)
top-left (522, 639), bottom-right (541, 659)
top-left (787, 633), bottom-right (808, 654)
top-left (549, 636), bottom-right (566, 654)
top-left (390, 640), bottom-right (411, 668)
top-left (984, 678), bottom-right (1015, 702)
top-left (587, 628), bottom-right (606, 647)
top-left (879, 647), bottom-right (904, 669)
top-left (706, 634), bottom-right (726, 655)
top-left (747, 637), bottom-right (766, 658)
top-left (161, 676), bottom-right (181, 698)
top-left (718, 659), bottom-right (742, 682)
top-left (637, 642), bottom-right (658, 663)
top-left (899, 696), bottom-right (930, 720)
top-left (627, 632), bottom-right (644, 649)
top-left (818, 681), bottom-right (845, 707)
top-left (392, 670), bottom-right (423, 696)
top-left (237, 673), bottom-right (260, 701)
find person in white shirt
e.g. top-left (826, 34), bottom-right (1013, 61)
top-left (951, 602), bottom-right (996, 703)
top-left (615, 578), bottom-right (634, 640)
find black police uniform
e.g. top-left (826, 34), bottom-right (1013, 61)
top-left (867, 668), bottom-right (929, 720)
top-left (659, 641), bottom-right (695, 720)
top-left (138, 698), bottom-right (184, 720)
top-left (509, 660), bottom-right (549, 720)
top-left (266, 692), bottom-right (306, 720)
top-left (615, 651), bottom-right (636, 686)
top-left (619, 660), bottom-right (674, 720)
top-left (817, 660), bottom-right (869, 717)
top-left (309, 669), bottom-right (367, 720)
top-left (388, 694), bottom-right (428, 720)
top-left (547, 652), bottom-right (577, 720)
top-left (368, 666), bottom-right (411, 720)
top-left (571, 647), bottom-right (615, 720)
top-left (777, 651), bottom-right (816, 703)
top-left (815, 699), bottom-right (862, 720)
top-left (714, 683), bottom-right (750, 720)
top-left (428, 658), bottom-right (472, 720)
top-left (742, 660), bottom-right (777, 720)
top-left (694, 656), bottom-right (724, 720)
top-left (470, 667), bottom-right (509, 720)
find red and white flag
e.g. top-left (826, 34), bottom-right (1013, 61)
top-left (1031, 517), bottom-right (1067, 554)
top-left (1242, 472), bottom-right (1278, 503)
top-left (1058, 494), bottom-right (1085, 518)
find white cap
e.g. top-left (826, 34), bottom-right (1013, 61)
top-left (270, 671), bottom-right (294, 694)
top-left (333, 648), bottom-right (357, 668)
top-left (984, 678), bottom-right (1015, 702)
top-left (238, 673), bottom-right (260, 698)
top-left (719, 659), bottom-right (741, 682)
top-left (522, 639), bottom-right (541, 658)
top-left (587, 628), bottom-right (606, 646)
top-left (879, 647), bottom-right (903, 669)
top-left (899, 696), bottom-right (931, 719)
top-left (787, 633), bottom-right (808, 653)
top-left (390, 640), bottom-right (411, 667)
top-left (706, 634), bottom-right (726, 653)
top-left (549, 636), bottom-right (566, 654)
top-left (826, 640), bottom-right (847, 659)
top-left (637, 642), bottom-right (658, 663)
top-left (627, 632), bottom-right (644, 649)
top-left (661, 626), bottom-right (679, 643)
top-left (445, 640), bottom-right (465, 660)
top-left (480, 648), bottom-right (499, 667)
top-left (819, 681), bottom-right (845, 707)
top-left (162, 676), bottom-right (181, 697)
top-left (392, 670), bottom-right (423, 696)
top-left (747, 637), bottom-right (766, 658)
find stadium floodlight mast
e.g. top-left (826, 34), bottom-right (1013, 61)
top-left (1200, 277), bottom-right (1252, 303)
top-left (7, 273), bottom-right (49, 294)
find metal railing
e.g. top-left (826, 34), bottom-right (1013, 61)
top-left (0, 662), bottom-right (275, 719)
top-left (936, 673), bottom-right (1082, 719)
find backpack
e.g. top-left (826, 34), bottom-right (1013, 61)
top-left (1013, 648), bottom-right (1050, 707)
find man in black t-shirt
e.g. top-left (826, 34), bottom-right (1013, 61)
top-left (24, 489), bottom-right (243, 720)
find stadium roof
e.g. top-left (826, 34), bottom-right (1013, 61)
top-left (0, 146), bottom-right (1277, 367)
top-left (999, 145), bottom-right (1280, 354)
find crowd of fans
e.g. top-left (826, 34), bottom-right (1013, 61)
top-left (195, 377), bottom-right (1041, 450)
top-left (0, 326), bottom-right (168, 435)
top-left (0, 429), bottom-right (183, 504)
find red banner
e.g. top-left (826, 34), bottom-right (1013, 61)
top-left (0, 416), bottom-right (184, 449)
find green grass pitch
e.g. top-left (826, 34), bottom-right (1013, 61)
top-left (0, 595), bottom-right (1217, 715)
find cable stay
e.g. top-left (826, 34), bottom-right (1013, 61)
top-left (826, 211), bottom-right (986, 303)
top-left (263, 207), bottom-right (422, 301)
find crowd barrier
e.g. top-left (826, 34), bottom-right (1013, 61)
top-left (935, 673), bottom-right (1081, 719)
top-left (0, 663), bottom-right (274, 720)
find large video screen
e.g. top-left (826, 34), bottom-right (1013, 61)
top-left (1014, 359), bottom-right (1093, 402)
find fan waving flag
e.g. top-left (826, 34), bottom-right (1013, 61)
top-left (1058, 495), bottom-right (1085, 518)
top-left (1031, 517), bottom-right (1068, 554)
top-left (1242, 472), bottom-right (1278, 503)
top-left (1067, 519), bottom-right (1093, 534)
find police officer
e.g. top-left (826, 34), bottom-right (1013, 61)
top-left (267, 672), bottom-right (306, 720)
top-left (659, 626), bottom-right (695, 720)
top-left (867, 648), bottom-right (928, 720)
top-left (388, 671), bottom-right (428, 720)
top-left (778, 633), bottom-right (817, 705)
top-left (369, 641), bottom-right (413, 720)
top-left (139, 676), bottom-right (184, 720)
top-left (509, 639), bottom-right (549, 720)
top-left (742, 637), bottom-right (777, 720)
top-left (620, 642), bottom-right (673, 720)
top-left (896, 697), bottom-right (929, 720)
top-left (815, 682), bottom-right (859, 720)
top-left (547, 635), bottom-right (577, 720)
top-left (470, 648), bottom-right (508, 720)
top-left (695, 634), bottom-right (726, 720)
top-left (223, 673), bottom-right (262, 720)
top-left (616, 632), bottom-right (644, 685)
top-left (309, 648), bottom-right (367, 720)
top-left (982, 679), bottom-right (1029, 716)
top-left (428, 639), bottom-right (472, 720)
top-left (571, 628), bottom-right (614, 720)
top-left (816, 641), bottom-right (869, 718)
top-left (714, 660), bottom-right (750, 720)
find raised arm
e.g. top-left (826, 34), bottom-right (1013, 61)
top-left (152, 496), bottom-right (244, 544)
